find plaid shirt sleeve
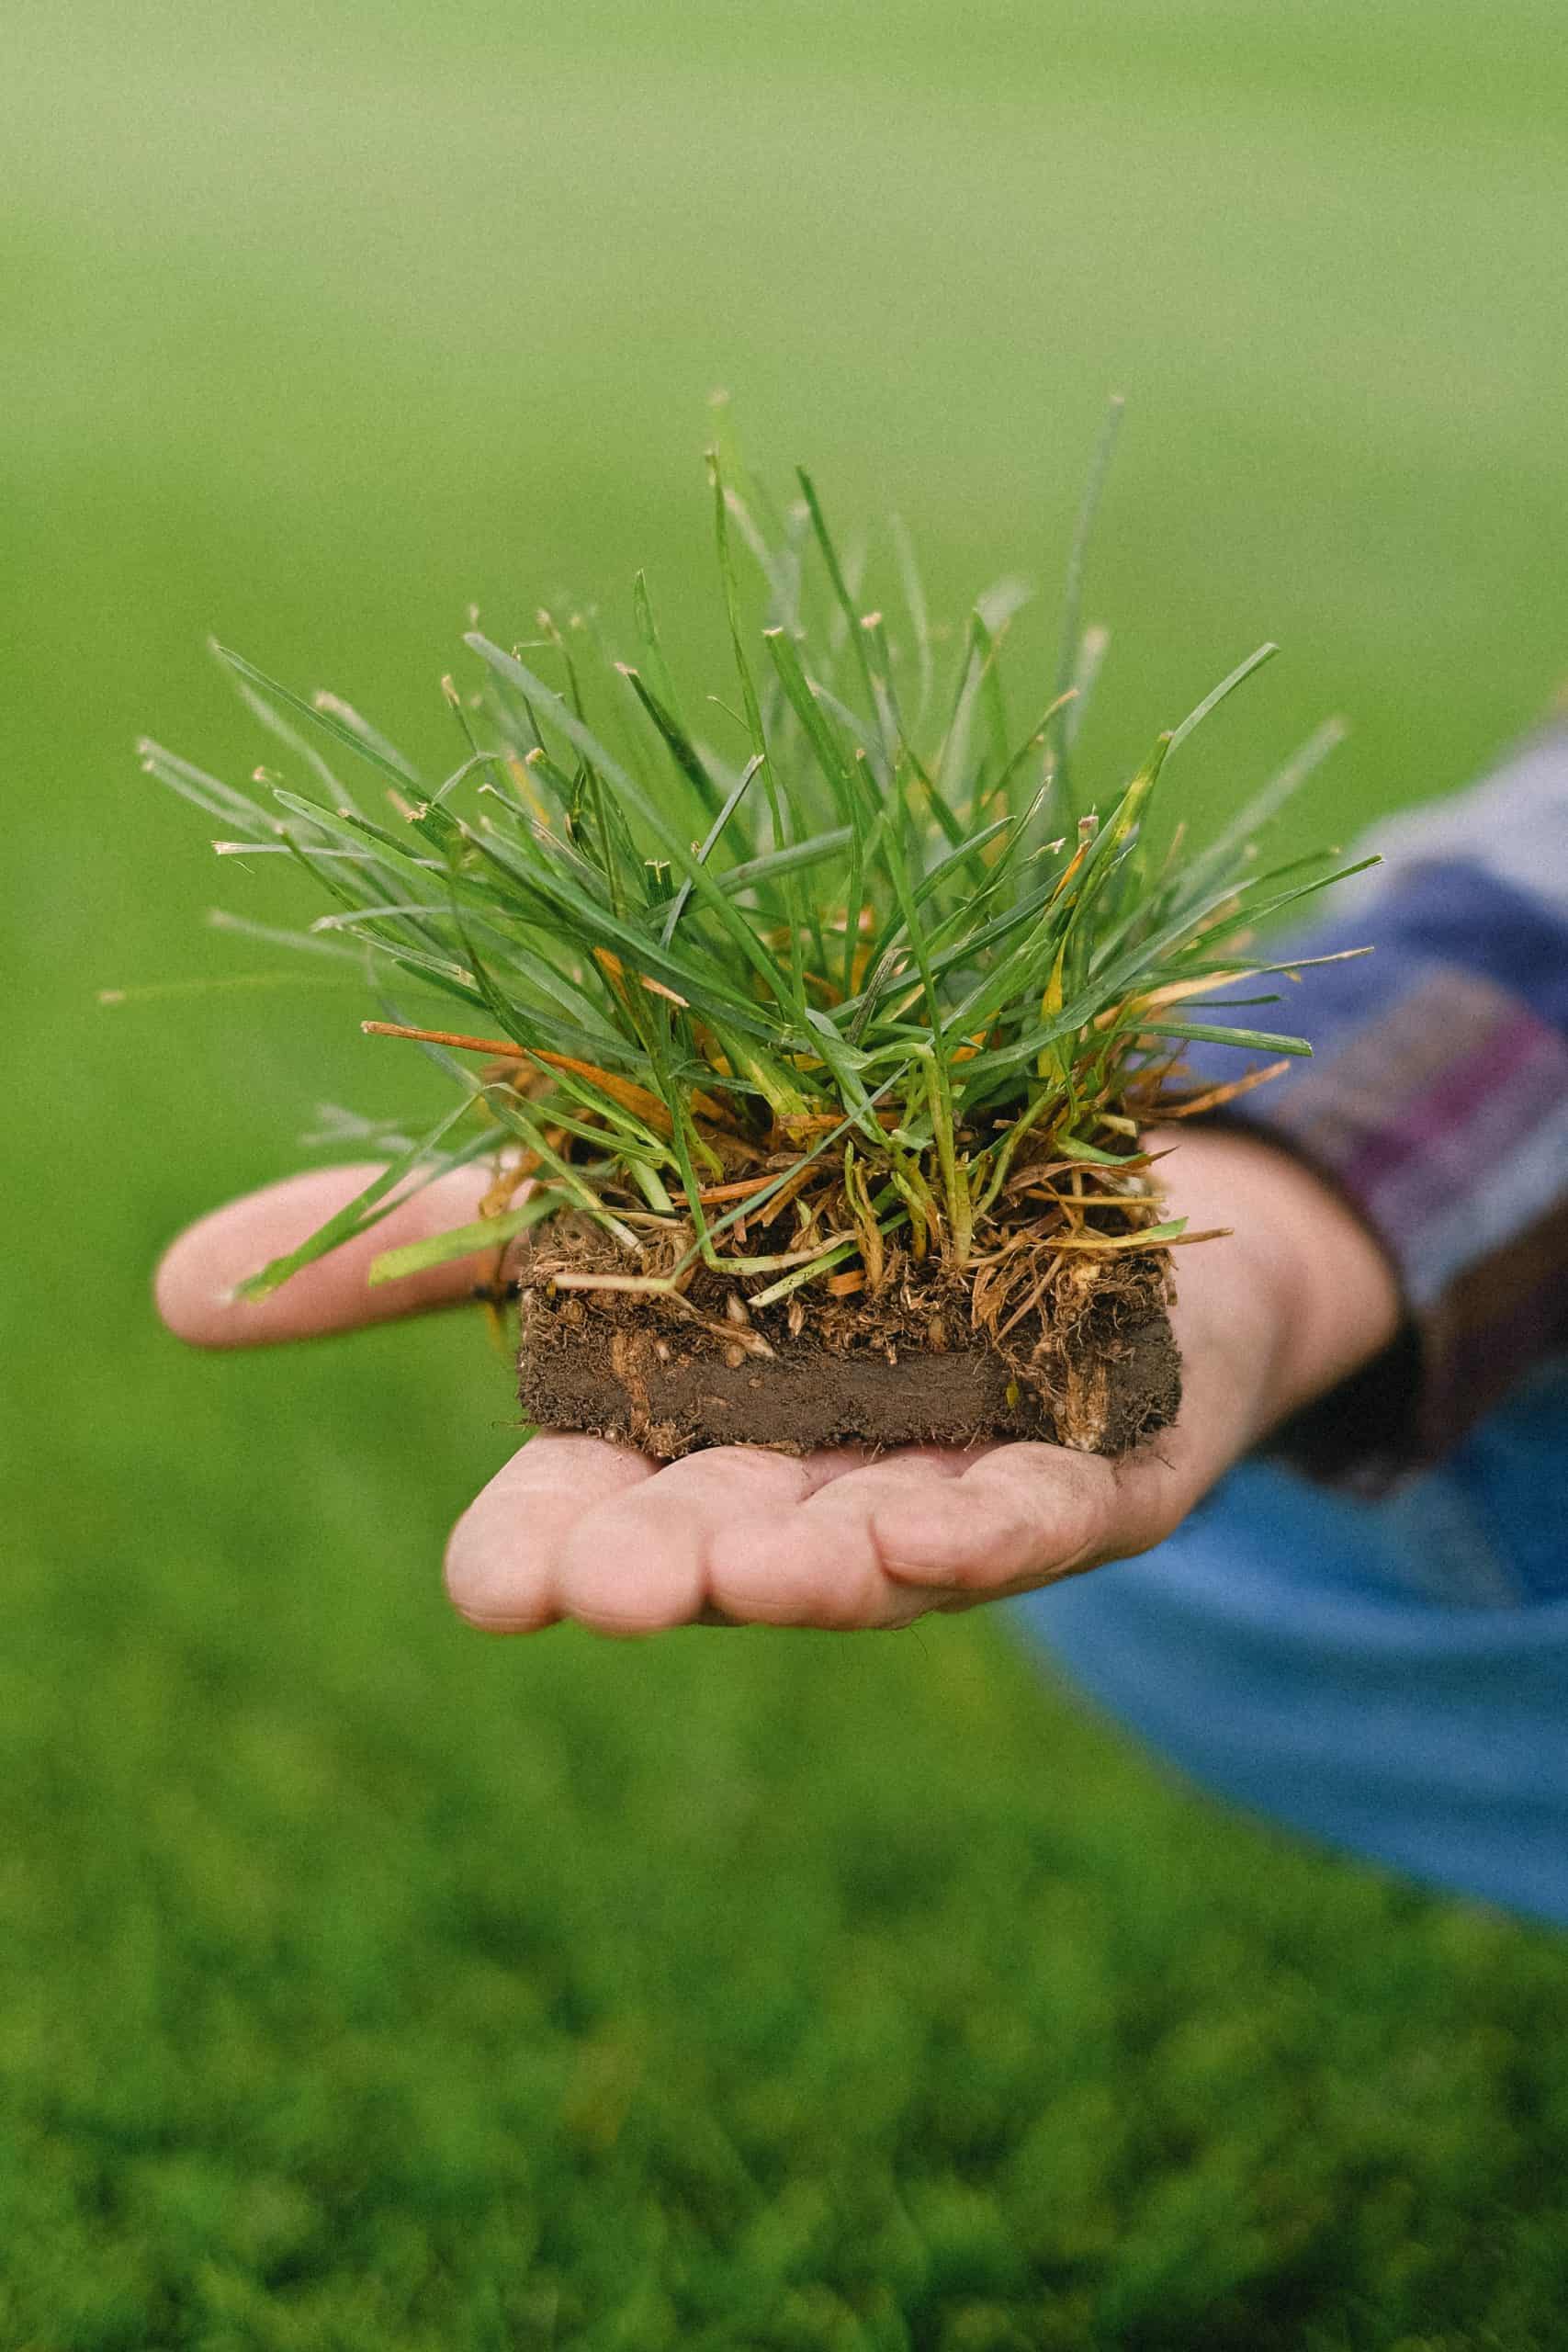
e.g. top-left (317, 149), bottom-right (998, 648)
top-left (1183, 721), bottom-right (1568, 1482)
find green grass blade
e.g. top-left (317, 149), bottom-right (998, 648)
top-left (1168, 642), bottom-right (1279, 756)
top-left (234, 1102), bottom-right (492, 1301)
top-left (368, 1190), bottom-right (569, 1284)
top-left (1139, 1017), bottom-right (1313, 1056)
top-left (795, 467), bottom-right (880, 717)
top-left (618, 664), bottom-right (727, 820)
top-left (214, 646), bottom-right (428, 799)
top-left (661, 753), bottom-right (765, 944)
top-left (1053, 394), bottom-right (1124, 811)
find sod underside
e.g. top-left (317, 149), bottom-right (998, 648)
top-left (519, 1250), bottom-right (1181, 1460)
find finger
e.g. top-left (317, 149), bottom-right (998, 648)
top-left (869, 1442), bottom-right (1118, 1590)
top-left (553, 1444), bottom-right (858, 1636)
top-left (155, 1162), bottom-right (502, 1346)
top-left (706, 1448), bottom-right (976, 1630)
top-left (706, 1442), bottom-right (1121, 1623)
top-left (444, 1434), bottom-right (656, 1633)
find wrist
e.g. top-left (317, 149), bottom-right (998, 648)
top-left (1148, 1125), bottom-right (1404, 1443)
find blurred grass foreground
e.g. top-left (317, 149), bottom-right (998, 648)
top-left (6, 1), bottom-right (1568, 2344)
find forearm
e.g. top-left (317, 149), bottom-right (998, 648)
top-left (1152, 1125), bottom-right (1403, 1447)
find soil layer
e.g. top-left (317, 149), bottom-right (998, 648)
top-left (518, 1227), bottom-right (1180, 1460)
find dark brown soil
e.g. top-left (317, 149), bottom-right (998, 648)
top-left (518, 1225), bottom-right (1180, 1460)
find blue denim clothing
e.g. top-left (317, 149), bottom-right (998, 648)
top-left (1013, 1359), bottom-right (1568, 1925)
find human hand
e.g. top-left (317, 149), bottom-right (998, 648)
top-left (155, 1128), bottom-right (1399, 1635)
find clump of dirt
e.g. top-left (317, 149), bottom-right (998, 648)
top-left (518, 1220), bottom-right (1180, 1460)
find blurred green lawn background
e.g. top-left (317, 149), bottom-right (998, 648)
top-left (6, 3), bottom-right (1568, 2344)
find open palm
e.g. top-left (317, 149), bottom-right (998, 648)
top-left (155, 1129), bottom-right (1396, 1634)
